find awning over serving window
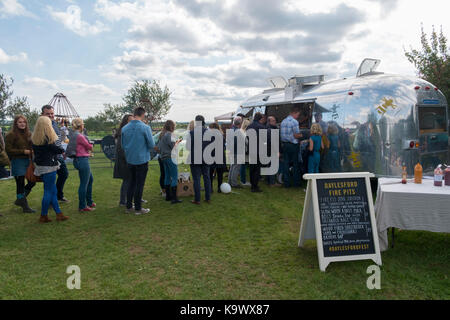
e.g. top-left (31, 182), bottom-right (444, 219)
top-left (214, 111), bottom-right (235, 121)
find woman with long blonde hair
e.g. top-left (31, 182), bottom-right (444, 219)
top-left (5, 115), bottom-right (36, 213)
top-left (32, 116), bottom-right (68, 223)
top-left (308, 123), bottom-right (324, 173)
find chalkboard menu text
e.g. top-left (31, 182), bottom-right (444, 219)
top-left (298, 173), bottom-right (381, 272)
top-left (317, 178), bottom-right (375, 257)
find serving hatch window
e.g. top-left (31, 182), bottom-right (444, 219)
top-left (418, 106), bottom-right (447, 133)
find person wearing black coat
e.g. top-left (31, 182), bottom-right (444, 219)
top-left (113, 114), bottom-right (133, 206)
top-left (187, 115), bottom-right (212, 204)
top-left (266, 116), bottom-right (280, 186)
top-left (246, 112), bottom-right (267, 192)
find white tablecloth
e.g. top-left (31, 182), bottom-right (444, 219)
top-left (375, 177), bottom-right (450, 251)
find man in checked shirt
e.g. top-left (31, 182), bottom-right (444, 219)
top-left (280, 106), bottom-right (303, 188)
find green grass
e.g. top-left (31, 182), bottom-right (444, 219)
top-left (0, 146), bottom-right (449, 299)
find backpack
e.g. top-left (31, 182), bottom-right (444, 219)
top-left (65, 130), bottom-right (80, 159)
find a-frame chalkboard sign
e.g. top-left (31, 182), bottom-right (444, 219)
top-left (298, 172), bottom-right (382, 272)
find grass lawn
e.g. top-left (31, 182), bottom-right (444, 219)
top-left (0, 145), bottom-right (449, 300)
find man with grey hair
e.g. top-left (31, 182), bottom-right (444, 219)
top-left (227, 116), bottom-right (245, 188)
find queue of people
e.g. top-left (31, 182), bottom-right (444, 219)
top-left (1, 103), bottom-right (342, 221)
top-left (1, 104), bottom-right (94, 222)
top-left (279, 106), bottom-right (342, 186)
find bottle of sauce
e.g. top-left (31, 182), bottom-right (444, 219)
top-left (434, 165), bottom-right (443, 187)
top-left (414, 163), bottom-right (422, 184)
top-left (444, 165), bottom-right (450, 186)
top-left (401, 163), bottom-right (407, 184)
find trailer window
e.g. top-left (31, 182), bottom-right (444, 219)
top-left (265, 103), bottom-right (313, 126)
top-left (418, 106), bottom-right (447, 133)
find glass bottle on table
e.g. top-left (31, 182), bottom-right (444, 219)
top-left (434, 165), bottom-right (443, 187)
top-left (444, 165), bottom-right (450, 186)
top-left (401, 163), bottom-right (407, 184)
top-left (414, 162), bottom-right (422, 184)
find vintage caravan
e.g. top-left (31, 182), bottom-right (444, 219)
top-left (235, 59), bottom-right (449, 177)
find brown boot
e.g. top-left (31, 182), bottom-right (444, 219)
top-left (56, 213), bottom-right (69, 221)
top-left (39, 215), bottom-right (52, 223)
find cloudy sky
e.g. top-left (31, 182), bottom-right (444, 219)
top-left (1, 0), bottom-right (449, 121)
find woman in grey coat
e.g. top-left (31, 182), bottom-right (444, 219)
top-left (113, 114), bottom-right (133, 206)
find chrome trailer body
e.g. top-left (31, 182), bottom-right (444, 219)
top-left (236, 66), bottom-right (449, 177)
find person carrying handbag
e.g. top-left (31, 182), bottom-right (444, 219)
top-left (5, 115), bottom-right (36, 213)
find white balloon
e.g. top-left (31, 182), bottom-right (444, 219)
top-left (220, 183), bottom-right (232, 194)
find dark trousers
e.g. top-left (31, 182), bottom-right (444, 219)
top-left (266, 174), bottom-right (276, 185)
top-left (14, 176), bottom-right (36, 199)
top-left (282, 143), bottom-right (300, 187)
top-left (127, 163), bottom-right (148, 211)
top-left (56, 159), bottom-right (69, 200)
top-left (0, 166), bottom-right (9, 178)
top-left (120, 177), bottom-right (131, 205)
top-left (190, 164), bottom-right (211, 202)
top-left (158, 157), bottom-right (165, 189)
top-left (210, 165), bottom-right (224, 192)
top-left (249, 163), bottom-right (261, 191)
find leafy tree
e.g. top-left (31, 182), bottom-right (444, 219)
top-left (97, 103), bottom-right (124, 128)
top-left (6, 97), bottom-right (40, 129)
top-left (122, 80), bottom-right (172, 121)
top-left (405, 25), bottom-right (450, 103)
top-left (0, 74), bottom-right (14, 123)
top-left (84, 116), bottom-right (106, 132)
top-left (0, 74), bottom-right (39, 127)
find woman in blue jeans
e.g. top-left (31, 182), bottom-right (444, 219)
top-left (31, 116), bottom-right (69, 223)
top-left (71, 118), bottom-right (95, 212)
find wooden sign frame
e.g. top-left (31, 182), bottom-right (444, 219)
top-left (298, 172), bottom-right (382, 272)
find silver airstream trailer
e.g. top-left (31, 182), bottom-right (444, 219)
top-left (235, 59), bottom-right (449, 177)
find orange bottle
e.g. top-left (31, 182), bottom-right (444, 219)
top-left (414, 163), bottom-right (422, 184)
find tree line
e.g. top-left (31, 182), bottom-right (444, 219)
top-left (84, 80), bottom-right (172, 132)
top-left (0, 78), bottom-right (172, 132)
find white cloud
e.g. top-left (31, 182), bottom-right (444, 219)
top-left (8, 0), bottom-right (449, 122)
top-left (47, 5), bottom-right (108, 36)
top-left (0, 0), bottom-right (36, 18)
top-left (23, 77), bottom-right (116, 97)
top-left (92, 0), bottom-right (376, 121)
top-left (23, 77), bottom-right (58, 90)
top-left (0, 47), bottom-right (27, 63)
